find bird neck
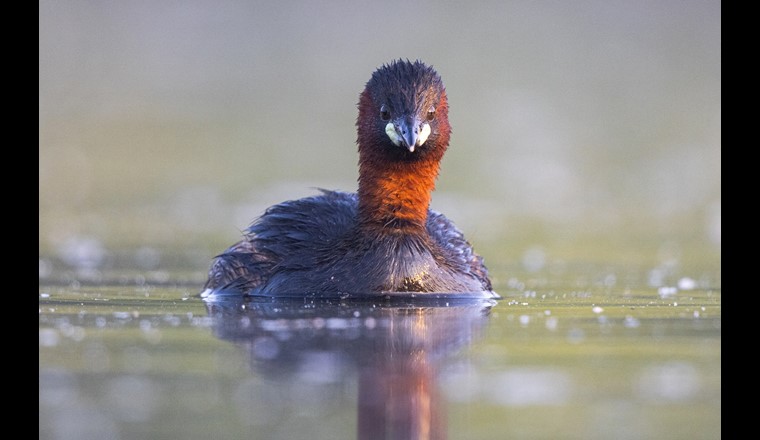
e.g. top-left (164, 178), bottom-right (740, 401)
top-left (357, 154), bottom-right (440, 231)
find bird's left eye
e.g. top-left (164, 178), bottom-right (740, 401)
top-left (426, 106), bottom-right (436, 121)
top-left (380, 105), bottom-right (391, 121)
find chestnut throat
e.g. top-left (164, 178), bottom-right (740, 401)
top-left (357, 154), bottom-right (440, 232)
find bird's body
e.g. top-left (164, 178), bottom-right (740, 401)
top-left (202, 60), bottom-right (494, 298)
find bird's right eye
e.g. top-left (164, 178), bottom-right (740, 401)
top-left (380, 105), bottom-right (391, 121)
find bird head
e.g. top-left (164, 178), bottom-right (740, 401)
top-left (357, 59), bottom-right (451, 160)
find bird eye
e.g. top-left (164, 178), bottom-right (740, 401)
top-left (380, 105), bottom-right (391, 121)
top-left (426, 106), bottom-right (436, 121)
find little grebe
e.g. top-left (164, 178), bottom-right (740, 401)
top-left (202, 59), bottom-right (495, 298)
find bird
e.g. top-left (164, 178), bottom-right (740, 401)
top-left (201, 59), bottom-right (495, 299)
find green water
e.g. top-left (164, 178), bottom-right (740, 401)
top-left (39, 2), bottom-right (720, 438)
top-left (39, 260), bottom-right (720, 440)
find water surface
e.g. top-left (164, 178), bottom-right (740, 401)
top-left (39, 263), bottom-right (720, 440)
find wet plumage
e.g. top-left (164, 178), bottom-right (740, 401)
top-left (202, 60), bottom-right (494, 298)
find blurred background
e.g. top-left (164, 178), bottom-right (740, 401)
top-left (39, 0), bottom-right (720, 278)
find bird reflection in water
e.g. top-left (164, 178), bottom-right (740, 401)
top-left (204, 296), bottom-right (495, 440)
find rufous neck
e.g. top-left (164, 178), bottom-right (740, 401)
top-left (357, 156), bottom-right (439, 230)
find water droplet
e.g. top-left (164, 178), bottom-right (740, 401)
top-left (658, 286), bottom-right (678, 298)
top-left (677, 277), bottom-right (697, 290)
